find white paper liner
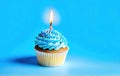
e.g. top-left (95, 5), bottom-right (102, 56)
top-left (35, 49), bottom-right (68, 66)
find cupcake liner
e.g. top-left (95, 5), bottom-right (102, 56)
top-left (35, 49), bottom-right (68, 66)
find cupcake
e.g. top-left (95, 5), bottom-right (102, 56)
top-left (35, 29), bottom-right (69, 66)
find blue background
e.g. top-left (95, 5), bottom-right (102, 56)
top-left (0, 0), bottom-right (120, 75)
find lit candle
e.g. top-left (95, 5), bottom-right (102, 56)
top-left (49, 10), bottom-right (53, 30)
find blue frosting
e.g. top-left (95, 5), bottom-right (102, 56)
top-left (35, 29), bottom-right (68, 50)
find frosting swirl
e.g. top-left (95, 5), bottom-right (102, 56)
top-left (35, 29), bottom-right (68, 50)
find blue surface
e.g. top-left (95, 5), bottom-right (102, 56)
top-left (0, 0), bottom-right (120, 75)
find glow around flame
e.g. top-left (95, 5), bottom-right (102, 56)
top-left (49, 10), bottom-right (54, 24)
top-left (43, 8), bottom-right (60, 25)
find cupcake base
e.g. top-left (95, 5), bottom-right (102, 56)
top-left (35, 45), bottom-right (69, 66)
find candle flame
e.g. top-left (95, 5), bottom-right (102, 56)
top-left (49, 10), bottom-right (54, 24)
